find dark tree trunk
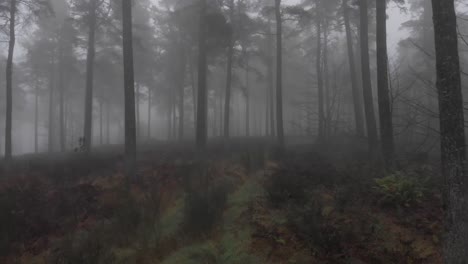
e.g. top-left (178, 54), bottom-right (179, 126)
top-left (178, 45), bottom-right (186, 141)
top-left (245, 58), bottom-right (250, 137)
top-left (48, 58), bottom-right (56, 153)
top-left (34, 82), bottom-right (39, 153)
top-left (359, 0), bottom-right (378, 155)
top-left (83, 0), bottom-right (97, 153)
top-left (59, 40), bottom-right (66, 152)
top-left (122, 0), bottom-right (137, 180)
top-left (99, 99), bottom-right (103, 145)
top-left (316, 13), bottom-right (325, 140)
top-left (268, 18), bottom-right (275, 137)
top-left (147, 88), bottom-right (151, 139)
top-left (343, 0), bottom-right (365, 136)
top-left (431, 0), bottom-right (468, 261)
top-left (136, 83), bottom-right (140, 139)
top-left (224, 0), bottom-right (234, 139)
top-left (196, 0), bottom-right (208, 149)
top-left (4, 0), bottom-right (16, 161)
top-left (376, 0), bottom-right (395, 167)
top-left (106, 101), bottom-right (110, 144)
top-left (275, 0), bottom-right (284, 149)
top-left (323, 18), bottom-right (331, 138)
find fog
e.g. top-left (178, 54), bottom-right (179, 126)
top-left (0, 0), bottom-right (468, 262)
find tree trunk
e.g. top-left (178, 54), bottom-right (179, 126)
top-left (34, 82), bottom-right (39, 153)
top-left (431, 0), bottom-right (468, 261)
top-left (268, 18), bottom-right (275, 137)
top-left (323, 18), bottom-right (331, 138)
top-left (122, 0), bottom-right (137, 180)
top-left (275, 0), bottom-right (284, 149)
top-left (316, 13), bottom-right (325, 140)
top-left (178, 44), bottom-right (186, 141)
top-left (106, 101), bottom-right (110, 144)
top-left (359, 0), bottom-right (378, 155)
top-left (147, 88), bottom-right (151, 139)
top-left (343, 0), bottom-right (365, 136)
top-left (196, 0), bottom-right (208, 149)
top-left (243, 46), bottom-right (250, 137)
top-left (48, 58), bottom-right (56, 153)
top-left (4, 0), bottom-right (16, 161)
top-left (224, 0), bottom-right (234, 139)
top-left (376, 0), bottom-right (395, 167)
top-left (99, 99), bottom-right (103, 145)
top-left (136, 82), bottom-right (140, 139)
top-left (83, 0), bottom-right (97, 153)
top-left (59, 39), bottom-right (66, 152)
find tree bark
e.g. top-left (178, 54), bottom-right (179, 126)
top-left (431, 0), bottom-right (468, 262)
top-left (178, 44), bottom-right (186, 141)
top-left (316, 12), bottom-right (325, 140)
top-left (34, 82), bottom-right (39, 153)
top-left (83, 0), bottom-right (97, 153)
top-left (4, 0), bottom-right (16, 161)
top-left (58, 38), bottom-right (66, 152)
top-left (359, 0), bottom-right (378, 155)
top-left (122, 0), bottom-right (137, 180)
top-left (376, 0), bottom-right (395, 167)
top-left (196, 0), bottom-right (208, 149)
top-left (275, 0), bottom-right (284, 149)
top-left (224, 0), bottom-right (234, 139)
top-left (342, 0), bottom-right (364, 136)
top-left (48, 58), bottom-right (56, 153)
top-left (147, 88), bottom-right (151, 139)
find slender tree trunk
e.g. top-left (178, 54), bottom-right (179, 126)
top-left (224, 0), bottom-right (234, 139)
top-left (83, 0), bottom-right (97, 153)
top-left (4, 0), bottom-right (16, 161)
top-left (147, 88), bottom-right (151, 139)
top-left (323, 18), bottom-right (331, 138)
top-left (316, 14), bottom-right (325, 140)
top-left (268, 18), bottom-right (275, 137)
top-left (178, 45), bottom-right (186, 141)
top-left (189, 50), bottom-right (197, 126)
top-left (106, 101), bottom-right (110, 144)
top-left (122, 0), bottom-right (137, 180)
top-left (431, 0), bottom-right (468, 261)
top-left (48, 58), bottom-right (56, 153)
top-left (343, 0), bottom-right (364, 136)
top-left (34, 82), bottom-right (39, 153)
top-left (359, 0), bottom-right (378, 154)
top-left (58, 39), bottom-right (66, 152)
top-left (376, 0), bottom-right (395, 167)
top-left (196, 0), bottom-right (208, 149)
top-left (99, 99), bottom-right (103, 145)
top-left (275, 0), bottom-right (284, 149)
top-left (136, 82), bottom-right (140, 139)
top-left (244, 47), bottom-right (250, 137)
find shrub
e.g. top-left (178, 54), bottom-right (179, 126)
top-left (373, 172), bottom-right (428, 208)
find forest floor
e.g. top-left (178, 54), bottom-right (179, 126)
top-left (0, 137), bottom-right (444, 264)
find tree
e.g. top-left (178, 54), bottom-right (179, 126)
top-left (376, 0), bottom-right (395, 167)
top-left (342, 0), bottom-right (364, 136)
top-left (83, 0), bottom-right (97, 153)
top-left (223, 0), bottom-right (235, 139)
top-left (316, 3), bottom-right (325, 140)
top-left (275, 0), bottom-right (284, 150)
top-left (2, 0), bottom-right (51, 160)
top-left (196, 0), bottom-right (208, 149)
top-left (122, 0), bottom-right (137, 179)
top-left (431, 0), bottom-right (468, 261)
top-left (358, 0), bottom-right (378, 155)
top-left (4, 0), bottom-right (16, 161)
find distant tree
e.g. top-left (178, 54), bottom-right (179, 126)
top-left (376, 0), bottom-right (395, 167)
top-left (275, 0), bottom-right (285, 150)
top-left (358, 0), bottom-right (378, 155)
top-left (431, 0), bottom-right (468, 261)
top-left (196, 0), bottom-right (208, 149)
top-left (1, 0), bottom-right (51, 160)
top-left (122, 0), bottom-right (137, 179)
